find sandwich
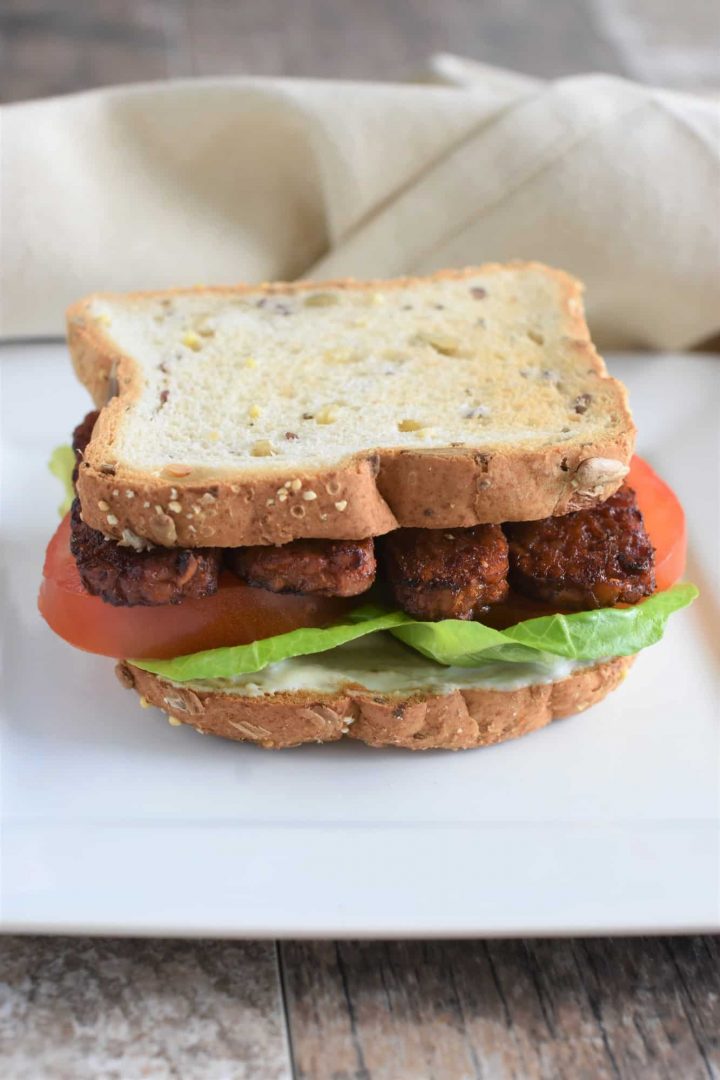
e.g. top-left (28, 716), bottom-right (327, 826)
top-left (39, 264), bottom-right (697, 750)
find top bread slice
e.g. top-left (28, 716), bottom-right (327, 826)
top-left (67, 263), bottom-right (635, 548)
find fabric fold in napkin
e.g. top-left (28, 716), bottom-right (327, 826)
top-left (1, 59), bottom-right (718, 348)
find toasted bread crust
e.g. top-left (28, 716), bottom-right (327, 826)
top-left (68, 264), bottom-right (635, 547)
top-left (120, 655), bottom-right (633, 751)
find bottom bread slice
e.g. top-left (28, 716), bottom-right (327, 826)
top-left (118, 656), bottom-right (633, 751)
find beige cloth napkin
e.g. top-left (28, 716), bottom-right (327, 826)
top-left (1, 60), bottom-right (718, 348)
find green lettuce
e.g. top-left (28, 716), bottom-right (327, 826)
top-left (391, 583), bottom-right (698, 666)
top-left (132, 608), bottom-right (412, 681)
top-left (49, 444), bottom-right (75, 516)
top-left (133, 585), bottom-right (698, 683)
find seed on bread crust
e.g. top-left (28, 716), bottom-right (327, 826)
top-left (571, 457), bottom-right (629, 495)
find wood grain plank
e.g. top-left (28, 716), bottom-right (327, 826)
top-left (184, 0), bottom-right (624, 83)
top-left (0, 936), bottom-right (292, 1080)
top-left (280, 938), bottom-right (720, 1080)
top-left (0, 0), bottom-right (175, 101)
top-left (0, 0), bottom-right (626, 103)
top-left (664, 937), bottom-right (720, 1073)
top-left (6, 0), bottom-right (711, 103)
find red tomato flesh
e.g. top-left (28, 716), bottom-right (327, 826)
top-left (39, 515), bottom-right (354, 659)
top-left (38, 455), bottom-right (687, 660)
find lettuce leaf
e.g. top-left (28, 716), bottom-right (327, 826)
top-left (132, 607), bottom-right (413, 681)
top-left (49, 444), bottom-right (75, 516)
top-left (391, 583), bottom-right (698, 666)
top-left (132, 585), bottom-right (697, 683)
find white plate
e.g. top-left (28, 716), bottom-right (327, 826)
top-left (1, 346), bottom-right (718, 937)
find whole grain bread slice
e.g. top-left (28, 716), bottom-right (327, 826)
top-left (68, 263), bottom-right (634, 547)
top-left (119, 656), bottom-right (633, 751)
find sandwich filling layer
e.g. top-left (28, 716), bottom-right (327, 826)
top-left (68, 411), bottom-right (655, 618)
top-left (43, 428), bottom-right (696, 684)
top-left (40, 419), bottom-right (699, 682)
top-left (175, 634), bottom-right (601, 696)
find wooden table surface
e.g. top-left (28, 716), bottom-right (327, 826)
top-left (1, 2), bottom-right (718, 1078)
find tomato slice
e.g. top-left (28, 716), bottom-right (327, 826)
top-left (626, 455), bottom-right (686, 592)
top-left (38, 516), bottom-right (354, 659)
top-left (38, 455), bottom-right (687, 661)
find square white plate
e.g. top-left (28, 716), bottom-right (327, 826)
top-left (1, 346), bottom-right (718, 937)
